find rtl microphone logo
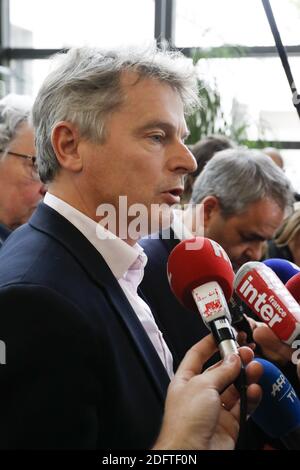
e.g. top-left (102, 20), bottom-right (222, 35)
top-left (192, 280), bottom-right (231, 324)
top-left (193, 282), bottom-right (223, 320)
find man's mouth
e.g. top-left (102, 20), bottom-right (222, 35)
top-left (161, 187), bottom-right (184, 204)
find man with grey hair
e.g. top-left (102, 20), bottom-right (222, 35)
top-left (182, 134), bottom-right (234, 203)
top-left (140, 148), bottom-right (295, 449)
top-left (0, 46), bottom-right (261, 450)
top-left (189, 148), bottom-right (293, 270)
top-left (0, 94), bottom-right (45, 246)
top-left (141, 148), bottom-right (294, 363)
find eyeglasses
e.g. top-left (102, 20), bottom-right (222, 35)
top-left (5, 150), bottom-right (36, 165)
top-left (0, 150), bottom-right (40, 181)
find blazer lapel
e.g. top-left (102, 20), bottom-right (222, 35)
top-left (29, 203), bottom-right (170, 402)
top-left (0, 223), bottom-right (11, 245)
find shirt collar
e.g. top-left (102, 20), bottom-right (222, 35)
top-left (44, 192), bottom-right (147, 279)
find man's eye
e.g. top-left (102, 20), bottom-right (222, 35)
top-left (240, 234), bottom-right (263, 243)
top-left (149, 134), bottom-right (164, 143)
top-left (240, 234), bottom-right (251, 243)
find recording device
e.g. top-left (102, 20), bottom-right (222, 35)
top-left (167, 237), bottom-right (248, 431)
top-left (234, 261), bottom-right (300, 345)
top-left (252, 358), bottom-right (300, 449)
top-left (167, 237), bottom-right (238, 358)
top-left (286, 272), bottom-right (300, 304)
top-left (263, 258), bottom-right (300, 284)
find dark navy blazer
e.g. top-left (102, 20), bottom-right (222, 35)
top-left (0, 203), bottom-right (170, 449)
top-left (0, 223), bottom-right (11, 248)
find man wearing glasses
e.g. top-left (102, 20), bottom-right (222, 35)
top-left (0, 94), bottom-right (45, 247)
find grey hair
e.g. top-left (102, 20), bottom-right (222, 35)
top-left (191, 148), bottom-right (294, 215)
top-left (0, 94), bottom-right (33, 156)
top-left (32, 45), bottom-right (200, 183)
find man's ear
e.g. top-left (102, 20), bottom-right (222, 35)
top-left (202, 196), bottom-right (221, 224)
top-left (51, 121), bottom-right (83, 173)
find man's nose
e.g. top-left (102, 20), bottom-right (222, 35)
top-left (244, 241), bottom-right (265, 261)
top-left (168, 143), bottom-right (197, 175)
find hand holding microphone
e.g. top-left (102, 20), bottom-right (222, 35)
top-left (162, 237), bottom-right (262, 449)
top-left (154, 333), bottom-right (262, 450)
top-left (167, 236), bottom-right (238, 359)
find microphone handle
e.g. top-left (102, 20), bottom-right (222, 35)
top-left (209, 317), bottom-right (239, 358)
top-left (209, 317), bottom-right (245, 395)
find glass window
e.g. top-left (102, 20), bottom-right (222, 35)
top-left (4, 59), bottom-right (52, 97)
top-left (175, 0), bottom-right (300, 47)
top-left (282, 150), bottom-right (300, 192)
top-left (196, 56), bottom-right (300, 141)
top-left (9, 0), bottom-right (155, 49)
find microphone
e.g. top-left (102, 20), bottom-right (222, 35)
top-left (167, 237), bottom-right (248, 444)
top-left (167, 237), bottom-right (237, 358)
top-left (286, 272), bottom-right (300, 304)
top-left (234, 261), bottom-right (300, 345)
top-left (252, 358), bottom-right (300, 449)
top-left (263, 258), bottom-right (300, 284)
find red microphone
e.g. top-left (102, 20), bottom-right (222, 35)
top-left (286, 272), bottom-right (300, 304)
top-left (167, 237), bottom-right (238, 358)
top-left (234, 261), bottom-right (300, 345)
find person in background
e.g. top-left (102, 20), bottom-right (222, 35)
top-left (0, 46), bottom-right (261, 450)
top-left (263, 147), bottom-right (284, 170)
top-left (140, 149), bottom-right (294, 363)
top-left (0, 94), bottom-right (45, 246)
top-left (266, 203), bottom-right (300, 266)
top-left (182, 134), bottom-right (233, 203)
top-left (140, 148), bottom-right (295, 449)
top-left (263, 147), bottom-right (300, 202)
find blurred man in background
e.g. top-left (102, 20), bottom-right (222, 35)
top-left (263, 147), bottom-right (284, 170)
top-left (141, 148), bottom-right (294, 362)
top-left (182, 134), bottom-right (233, 203)
top-left (0, 94), bottom-right (45, 246)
